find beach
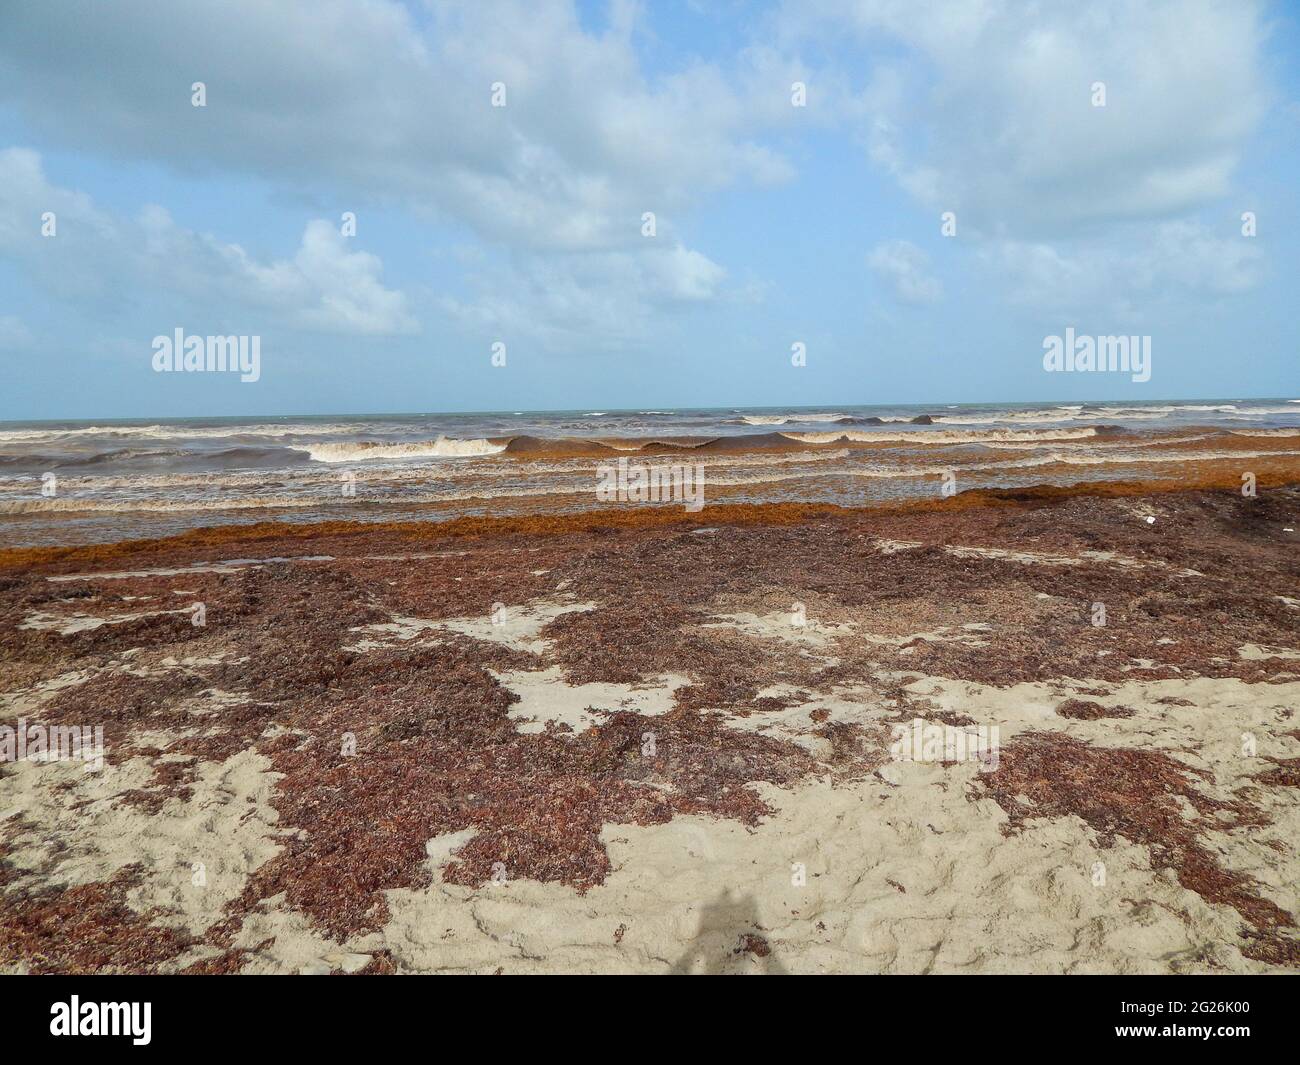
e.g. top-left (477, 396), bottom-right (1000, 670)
top-left (2, 455), bottom-right (1298, 973)
top-left (7, 0), bottom-right (1300, 1033)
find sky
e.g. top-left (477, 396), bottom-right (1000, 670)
top-left (0, 0), bottom-right (1297, 420)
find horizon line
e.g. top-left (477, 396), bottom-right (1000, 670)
top-left (2, 395), bottom-right (1296, 426)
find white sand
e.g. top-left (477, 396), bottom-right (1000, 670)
top-left (20, 607), bottom-right (192, 635)
top-left (1, 744), bottom-right (285, 948)
top-left (345, 598), bottom-right (595, 654)
top-left (495, 665), bottom-right (690, 734)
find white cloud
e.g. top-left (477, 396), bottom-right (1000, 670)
top-left (0, 0), bottom-right (797, 253)
top-left (0, 0), bottom-right (1276, 352)
top-left (0, 147), bottom-right (122, 302)
top-left (0, 2), bottom-right (801, 347)
top-left (868, 239), bottom-right (942, 304)
top-left (0, 149), bottom-right (415, 335)
top-left (442, 242), bottom-right (728, 350)
top-left (788, 0), bottom-right (1267, 238)
top-left (984, 222), bottom-right (1264, 320)
top-left (780, 0), bottom-right (1270, 318)
top-left (282, 221), bottom-right (419, 335)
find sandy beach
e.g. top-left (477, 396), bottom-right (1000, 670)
top-left (3, 476), bottom-right (1297, 974)
top-left (8, 0), bottom-right (1300, 1039)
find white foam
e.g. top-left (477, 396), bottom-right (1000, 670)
top-left (780, 427), bottom-right (1101, 445)
top-left (931, 404), bottom-right (1248, 426)
top-left (296, 437), bottom-right (508, 462)
top-left (0, 422), bottom-right (374, 444)
top-left (740, 413), bottom-right (854, 425)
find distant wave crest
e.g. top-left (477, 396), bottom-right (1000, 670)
top-left (780, 427), bottom-right (1104, 445)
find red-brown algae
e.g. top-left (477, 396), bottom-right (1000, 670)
top-left (2, 484), bottom-right (1298, 971)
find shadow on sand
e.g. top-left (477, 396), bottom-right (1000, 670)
top-left (670, 889), bottom-right (788, 974)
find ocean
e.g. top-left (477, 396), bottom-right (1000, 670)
top-left (2, 399), bottom-right (1298, 546)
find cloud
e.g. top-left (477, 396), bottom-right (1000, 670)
top-left (787, 0), bottom-right (1267, 239)
top-left (0, 1), bottom-right (800, 347)
top-left (0, 0), bottom-right (1277, 367)
top-left (442, 242), bottom-right (728, 350)
top-left (0, 147), bottom-right (122, 303)
top-left (776, 0), bottom-right (1271, 320)
top-left (868, 239), bottom-right (942, 304)
top-left (0, 0), bottom-right (797, 253)
top-left (985, 222), bottom-right (1264, 320)
top-left (0, 148), bottom-right (416, 335)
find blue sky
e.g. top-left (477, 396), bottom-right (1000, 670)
top-left (0, 0), bottom-right (1297, 420)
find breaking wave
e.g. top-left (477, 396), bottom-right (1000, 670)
top-left (738, 413), bottom-right (855, 426)
top-left (295, 437), bottom-right (509, 462)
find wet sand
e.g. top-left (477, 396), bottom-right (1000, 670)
top-left (1, 478), bottom-right (1298, 973)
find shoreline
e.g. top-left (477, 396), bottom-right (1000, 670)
top-left (4, 469), bottom-right (1298, 571)
top-left (5, 420), bottom-right (1297, 551)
